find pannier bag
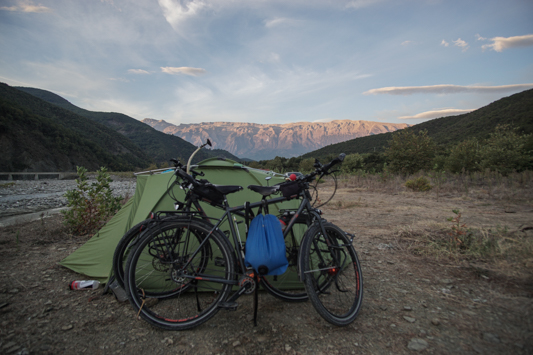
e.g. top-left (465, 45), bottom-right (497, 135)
top-left (244, 214), bottom-right (288, 276)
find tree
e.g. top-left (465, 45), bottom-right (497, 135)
top-left (444, 138), bottom-right (481, 173)
top-left (341, 153), bottom-right (364, 173)
top-left (384, 130), bottom-right (436, 174)
top-left (479, 125), bottom-right (532, 174)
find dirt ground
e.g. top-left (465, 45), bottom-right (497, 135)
top-left (0, 186), bottom-right (532, 354)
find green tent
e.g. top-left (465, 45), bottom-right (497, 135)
top-left (59, 158), bottom-right (301, 284)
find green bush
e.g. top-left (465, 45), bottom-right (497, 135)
top-left (478, 125), bottom-right (532, 175)
top-left (62, 166), bottom-right (123, 235)
top-left (385, 129), bottom-right (436, 175)
top-left (405, 176), bottom-right (432, 191)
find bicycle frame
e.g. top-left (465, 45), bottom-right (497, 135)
top-left (156, 184), bottom-right (324, 296)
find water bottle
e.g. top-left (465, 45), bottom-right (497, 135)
top-left (69, 280), bottom-right (100, 290)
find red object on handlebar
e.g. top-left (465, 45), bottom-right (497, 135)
top-left (289, 174), bottom-right (297, 181)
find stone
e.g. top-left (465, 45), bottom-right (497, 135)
top-left (431, 318), bottom-right (440, 326)
top-left (407, 338), bottom-right (428, 351)
top-left (403, 316), bottom-right (416, 323)
top-left (483, 332), bottom-right (500, 343)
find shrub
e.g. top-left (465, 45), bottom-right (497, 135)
top-left (62, 166), bottom-right (123, 235)
top-left (385, 129), bottom-right (436, 175)
top-left (405, 176), bottom-right (432, 191)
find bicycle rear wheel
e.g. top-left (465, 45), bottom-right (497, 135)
top-left (125, 218), bottom-right (235, 330)
top-left (112, 219), bottom-right (153, 288)
top-left (261, 222), bottom-right (308, 302)
top-left (301, 222), bottom-right (363, 326)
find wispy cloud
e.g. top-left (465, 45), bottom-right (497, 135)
top-left (399, 108), bottom-right (475, 120)
top-left (161, 66), bottom-right (207, 76)
top-left (0, 0), bottom-right (51, 13)
top-left (157, 0), bottom-right (206, 31)
top-left (441, 39), bottom-right (449, 47)
top-left (364, 84), bottom-right (533, 95)
top-left (482, 34), bottom-right (533, 52)
top-left (345, 0), bottom-right (386, 10)
top-left (128, 69), bottom-right (150, 75)
top-left (401, 40), bottom-right (413, 46)
top-left (453, 38), bottom-right (469, 51)
top-left (264, 17), bottom-right (300, 28)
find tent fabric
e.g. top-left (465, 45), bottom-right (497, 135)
top-left (59, 158), bottom-right (299, 284)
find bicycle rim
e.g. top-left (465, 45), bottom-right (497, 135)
top-left (125, 219), bottom-right (235, 330)
top-left (303, 223), bottom-right (363, 326)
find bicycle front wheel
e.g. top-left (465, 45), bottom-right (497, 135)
top-left (301, 222), bottom-right (363, 326)
top-left (125, 219), bottom-right (235, 330)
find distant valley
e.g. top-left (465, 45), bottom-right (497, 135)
top-left (142, 119), bottom-right (409, 161)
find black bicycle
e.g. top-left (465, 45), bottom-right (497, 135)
top-left (112, 167), bottom-right (308, 302)
top-left (124, 153), bottom-right (363, 330)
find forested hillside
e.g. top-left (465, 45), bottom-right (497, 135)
top-left (16, 87), bottom-right (212, 164)
top-left (304, 89), bottom-right (533, 160)
top-left (0, 83), bottom-right (151, 171)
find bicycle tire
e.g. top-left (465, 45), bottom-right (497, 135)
top-left (125, 218), bottom-right (235, 330)
top-left (261, 222), bottom-right (308, 302)
top-left (301, 222), bottom-right (363, 326)
top-left (112, 219), bottom-right (153, 289)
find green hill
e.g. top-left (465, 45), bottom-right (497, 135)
top-left (16, 87), bottom-right (212, 164)
top-left (303, 89), bottom-right (533, 160)
top-left (0, 83), bottom-right (152, 171)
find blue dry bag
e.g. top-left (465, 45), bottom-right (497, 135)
top-left (244, 214), bottom-right (288, 276)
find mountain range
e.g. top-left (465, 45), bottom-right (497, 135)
top-left (142, 119), bottom-right (409, 161)
top-left (2, 81), bottom-right (531, 172)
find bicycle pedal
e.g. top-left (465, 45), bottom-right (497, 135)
top-left (218, 302), bottom-right (239, 311)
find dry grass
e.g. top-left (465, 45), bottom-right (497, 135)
top-left (334, 170), bottom-right (533, 202)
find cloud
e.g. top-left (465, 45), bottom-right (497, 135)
top-left (264, 17), bottom-right (299, 28)
top-left (482, 34), bottom-right (533, 52)
top-left (453, 38), bottom-right (469, 51)
top-left (363, 84), bottom-right (533, 95)
top-left (345, 0), bottom-right (386, 10)
top-left (401, 40), bottom-right (413, 46)
top-left (440, 40), bottom-right (449, 47)
top-left (157, 0), bottom-right (206, 30)
top-left (399, 108), bottom-right (475, 120)
top-left (475, 34), bottom-right (486, 41)
top-left (0, 0), bottom-right (51, 12)
top-left (161, 66), bottom-right (207, 76)
top-left (128, 69), bottom-right (150, 74)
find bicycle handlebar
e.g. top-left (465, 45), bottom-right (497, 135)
top-left (300, 153), bottom-right (345, 182)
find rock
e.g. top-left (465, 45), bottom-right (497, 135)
top-left (483, 332), bottom-right (500, 343)
top-left (403, 306), bottom-right (412, 311)
top-left (61, 324), bottom-right (73, 331)
top-left (403, 316), bottom-right (416, 323)
top-left (232, 340), bottom-right (241, 347)
top-left (431, 318), bottom-right (440, 326)
top-left (285, 344), bottom-right (292, 351)
top-left (407, 338), bottom-right (428, 351)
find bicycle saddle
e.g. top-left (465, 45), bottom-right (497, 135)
top-left (247, 185), bottom-right (279, 196)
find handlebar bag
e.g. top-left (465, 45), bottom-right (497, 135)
top-left (244, 214), bottom-right (288, 276)
top-left (278, 181), bottom-right (300, 199)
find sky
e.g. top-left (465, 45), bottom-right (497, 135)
top-left (1, 0), bottom-right (532, 126)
